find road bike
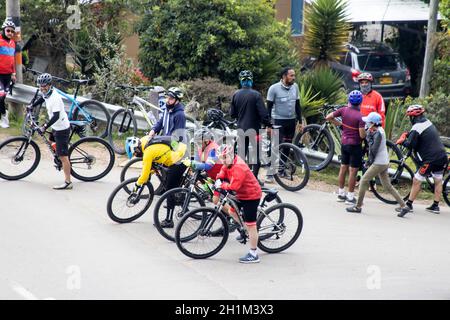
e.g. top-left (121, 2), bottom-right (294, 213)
top-left (25, 68), bottom-right (110, 138)
top-left (0, 109), bottom-right (115, 181)
top-left (174, 189), bottom-right (303, 259)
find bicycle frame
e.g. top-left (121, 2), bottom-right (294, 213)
top-left (55, 88), bottom-right (94, 126)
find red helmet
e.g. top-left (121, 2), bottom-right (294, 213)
top-left (406, 104), bottom-right (425, 117)
top-left (357, 72), bottom-right (373, 82)
top-left (218, 144), bottom-right (234, 158)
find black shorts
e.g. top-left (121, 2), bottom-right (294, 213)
top-left (53, 128), bottom-right (71, 157)
top-left (341, 144), bottom-right (363, 168)
top-left (236, 199), bottom-right (260, 224)
top-left (416, 156), bottom-right (448, 181)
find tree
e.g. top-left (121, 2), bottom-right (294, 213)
top-left (303, 0), bottom-right (351, 67)
top-left (137, 0), bottom-right (299, 87)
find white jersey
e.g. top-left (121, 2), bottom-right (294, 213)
top-left (44, 89), bottom-right (71, 131)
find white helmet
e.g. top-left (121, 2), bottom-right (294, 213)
top-left (125, 136), bottom-right (141, 159)
top-left (2, 20), bottom-right (15, 30)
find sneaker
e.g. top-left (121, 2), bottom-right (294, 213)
top-left (336, 194), bottom-right (347, 202)
top-left (426, 204), bottom-right (440, 214)
top-left (397, 206), bottom-right (411, 218)
top-left (395, 202), bottom-right (413, 213)
top-left (346, 205), bottom-right (361, 213)
top-left (160, 219), bottom-right (174, 228)
top-left (265, 176), bottom-right (275, 184)
top-left (53, 181), bottom-right (73, 190)
top-left (0, 112), bottom-right (8, 128)
top-left (345, 197), bottom-right (356, 205)
top-left (239, 252), bottom-right (260, 264)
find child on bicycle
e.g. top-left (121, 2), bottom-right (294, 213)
top-left (215, 144), bottom-right (262, 264)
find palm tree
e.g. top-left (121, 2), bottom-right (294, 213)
top-left (303, 0), bottom-right (351, 67)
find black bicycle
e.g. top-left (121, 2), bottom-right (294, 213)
top-left (0, 109), bottom-right (115, 181)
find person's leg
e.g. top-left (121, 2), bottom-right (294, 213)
top-left (338, 165), bottom-right (349, 189)
top-left (279, 119), bottom-right (296, 174)
top-left (239, 199), bottom-right (260, 263)
top-left (53, 129), bottom-right (72, 190)
top-left (162, 163), bottom-right (187, 226)
top-left (338, 144), bottom-right (351, 195)
top-left (355, 164), bottom-right (382, 208)
top-left (378, 166), bottom-right (406, 207)
top-left (60, 156), bottom-right (72, 182)
top-left (346, 144), bottom-right (363, 200)
top-left (0, 76), bottom-right (10, 125)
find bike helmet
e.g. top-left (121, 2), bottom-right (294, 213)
top-left (348, 90), bottom-right (363, 105)
top-left (217, 144), bottom-right (234, 159)
top-left (2, 20), bottom-right (15, 30)
top-left (406, 104), bottom-right (425, 117)
top-left (194, 128), bottom-right (214, 144)
top-left (36, 73), bottom-right (53, 86)
top-left (206, 108), bottom-right (224, 122)
top-left (125, 136), bottom-right (141, 159)
top-left (239, 70), bottom-right (253, 81)
top-left (357, 72), bottom-right (373, 82)
top-left (362, 112), bottom-right (382, 125)
top-left (166, 87), bottom-right (183, 100)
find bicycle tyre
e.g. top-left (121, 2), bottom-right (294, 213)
top-left (257, 203), bottom-right (303, 254)
top-left (106, 177), bottom-right (155, 223)
top-left (153, 187), bottom-right (206, 242)
top-left (293, 124), bottom-right (334, 171)
top-left (108, 108), bottom-right (137, 155)
top-left (69, 136), bottom-right (115, 182)
top-left (175, 207), bottom-right (229, 259)
top-left (386, 140), bottom-right (403, 161)
top-left (73, 100), bottom-right (110, 138)
top-left (0, 137), bottom-right (41, 180)
top-left (274, 143), bottom-right (310, 192)
top-left (120, 157), bottom-right (166, 195)
top-left (443, 174), bottom-right (450, 207)
top-left (370, 160), bottom-right (414, 205)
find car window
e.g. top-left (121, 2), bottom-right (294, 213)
top-left (357, 53), bottom-right (400, 71)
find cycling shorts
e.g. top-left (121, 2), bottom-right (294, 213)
top-left (236, 199), bottom-right (260, 225)
top-left (340, 144), bottom-right (363, 168)
top-left (53, 128), bottom-right (71, 157)
top-left (415, 156), bottom-right (448, 181)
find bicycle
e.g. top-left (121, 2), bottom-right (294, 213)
top-left (153, 168), bottom-right (283, 242)
top-left (174, 189), bottom-right (303, 259)
top-left (0, 108), bottom-right (115, 181)
top-left (108, 84), bottom-right (198, 155)
top-left (293, 104), bottom-right (403, 171)
top-left (25, 68), bottom-right (110, 138)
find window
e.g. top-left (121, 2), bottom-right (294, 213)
top-left (357, 54), bottom-right (400, 71)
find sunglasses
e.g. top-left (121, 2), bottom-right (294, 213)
top-left (5, 29), bottom-right (15, 33)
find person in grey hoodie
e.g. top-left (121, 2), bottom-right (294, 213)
top-left (346, 112), bottom-right (410, 217)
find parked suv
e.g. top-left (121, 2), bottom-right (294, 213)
top-left (330, 43), bottom-right (412, 100)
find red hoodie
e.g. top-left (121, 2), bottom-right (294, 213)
top-left (216, 156), bottom-right (262, 200)
top-left (0, 35), bottom-right (15, 75)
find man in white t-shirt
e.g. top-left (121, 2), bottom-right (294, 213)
top-left (30, 73), bottom-right (72, 190)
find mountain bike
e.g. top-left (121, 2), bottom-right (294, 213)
top-left (25, 68), bottom-right (110, 138)
top-left (174, 189), bottom-right (303, 259)
top-left (0, 108), bottom-right (115, 181)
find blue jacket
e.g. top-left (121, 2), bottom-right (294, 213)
top-left (152, 103), bottom-right (187, 142)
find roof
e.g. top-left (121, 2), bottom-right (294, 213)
top-left (305, 0), bottom-right (442, 23)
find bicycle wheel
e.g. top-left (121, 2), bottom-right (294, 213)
top-left (175, 207), bottom-right (229, 259)
top-left (293, 124), bottom-right (334, 171)
top-left (108, 109), bottom-right (137, 155)
top-left (73, 100), bottom-right (110, 138)
top-left (370, 160), bottom-right (414, 205)
top-left (69, 136), bottom-right (115, 182)
top-left (106, 177), bottom-right (155, 223)
top-left (120, 157), bottom-right (166, 195)
top-left (443, 174), bottom-right (450, 207)
top-left (0, 137), bottom-right (41, 180)
top-left (257, 203), bottom-right (303, 254)
top-left (274, 143), bottom-right (310, 192)
top-left (386, 140), bottom-right (403, 161)
top-left (153, 187), bottom-right (206, 242)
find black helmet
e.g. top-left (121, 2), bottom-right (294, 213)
top-left (37, 73), bottom-right (53, 86)
top-left (207, 108), bottom-right (224, 122)
top-left (239, 70), bottom-right (253, 81)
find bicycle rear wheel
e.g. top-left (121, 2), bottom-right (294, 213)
top-left (293, 124), bottom-right (334, 171)
top-left (73, 100), bottom-right (110, 138)
top-left (153, 188), bottom-right (206, 242)
top-left (120, 157), bottom-right (166, 195)
top-left (442, 174), bottom-right (450, 207)
top-left (0, 137), bottom-right (41, 180)
top-left (108, 109), bottom-right (137, 155)
top-left (69, 137), bottom-right (115, 182)
top-left (274, 143), bottom-right (310, 192)
top-left (257, 203), bottom-right (303, 253)
top-left (106, 177), bottom-right (155, 223)
top-left (175, 207), bottom-right (228, 259)
top-left (370, 160), bottom-right (414, 205)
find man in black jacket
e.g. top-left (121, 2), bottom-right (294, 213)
top-left (230, 70), bottom-right (271, 182)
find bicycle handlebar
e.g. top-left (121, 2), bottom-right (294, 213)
top-left (25, 68), bottom-right (93, 86)
top-left (115, 84), bottom-right (157, 92)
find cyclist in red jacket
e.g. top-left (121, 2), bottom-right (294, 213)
top-left (0, 19), bottom-right (16, 128)
top-left (357, 73), bottom-right (386, 128)
top-left (215, 144), bottom-right (262, 264)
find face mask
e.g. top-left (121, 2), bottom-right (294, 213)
top-left (360, 83), bottom-right (372, 95)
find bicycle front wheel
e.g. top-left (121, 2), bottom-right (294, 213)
top-left (175, 207), bottom-right (228, 259)
top-left (108, 109), bottom-right (137, 155)
top-left (293, 124), bottom-right (334, 171)
top-left (370, 160), bottom-right (414, 205)
top-left (443, 174), bottom-right (450, 207)
top-left (69, 137), bottom-right (115, 182)
top-left (73, 100), bottom-right (110, 138)
top-left (120, 157), bottom-right (166, 195)
top-left (257, 203), bottom-right (303, 254)
top-left (106, 177), bottom-right (155, 223)
top-left (0, 137), bottom-right (41, 180)
top-left (274, 143), bottom-right (310, 192)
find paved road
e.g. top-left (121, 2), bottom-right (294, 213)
top-left (1, 158), bottom-right (449, 300)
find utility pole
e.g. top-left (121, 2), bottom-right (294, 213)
top-left (419, 0), bottom-right (439, 98)
top-left (6, 0), bottom-right (23, 117)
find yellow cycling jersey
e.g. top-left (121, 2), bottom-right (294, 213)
top-left (137, 141), bottom-right (187, 186)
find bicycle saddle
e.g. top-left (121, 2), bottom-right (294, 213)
top-left (72, 79), bottom-right (94, 85)
top-left (272, 125), bottom-right (282, 129)
top-left (261, 187), bottom-right (278, 195)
